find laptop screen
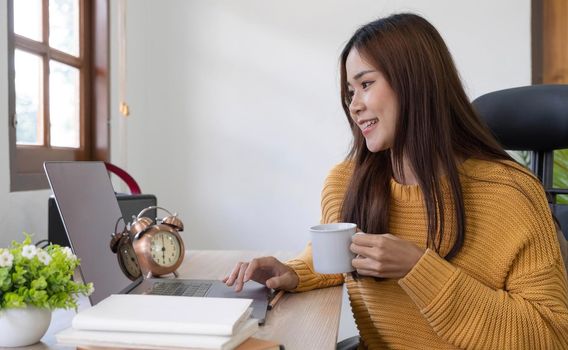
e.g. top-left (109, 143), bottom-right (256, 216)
top-left (44, 161), bottom-right (137, 305)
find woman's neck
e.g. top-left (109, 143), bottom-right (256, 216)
top-left (392, 156), bottom-right (419, 185)
top-left (391, 153), bottom-right (466, 186)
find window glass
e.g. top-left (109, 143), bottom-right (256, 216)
top-left (508, 150), bottom-right (532, 169)
top-left (49, 0), bottom-right (80, 56)
top-left (14, 0), bottom-right (42, 41)
top-left (554, 149), bottom-right (568, 204)
top-left (15, 50), bottom-right (43, 145)
top-left (49, 60), bottom-right (80, 148)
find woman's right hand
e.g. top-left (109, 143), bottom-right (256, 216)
top-left (222, 256), bottom-right (299, 292)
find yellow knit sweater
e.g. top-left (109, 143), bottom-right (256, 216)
top-left (286, 158), bottom-right (568, 349)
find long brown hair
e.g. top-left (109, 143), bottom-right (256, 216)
top-left (339, 13), bottom-right (512, 259)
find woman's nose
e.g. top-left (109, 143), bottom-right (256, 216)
top-left (349, 92), bottom-right (364, 117)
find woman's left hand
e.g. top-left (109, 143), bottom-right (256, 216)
top-left (350, 233), bottom-right (425, 278)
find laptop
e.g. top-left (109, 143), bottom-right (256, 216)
top-left (44, 161), bottom-right (270, 324)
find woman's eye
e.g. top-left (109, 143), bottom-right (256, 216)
top-left (361, 81), bottom-right (374, 89)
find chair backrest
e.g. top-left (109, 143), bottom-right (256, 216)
top-left (472, 84), bottom-right (568, 264)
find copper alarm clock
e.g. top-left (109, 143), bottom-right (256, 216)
top-left (129, 206), bottom-right (185, 278)
top-left (109, 218), bottom-right (142, 281)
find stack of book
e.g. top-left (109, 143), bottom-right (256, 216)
top-left (56, 294), bottom-right (261, 350)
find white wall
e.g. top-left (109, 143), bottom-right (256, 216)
top-left (0, 0), bottom-right (532, 249)
top-left (1, 0), bottom-right (530, 341)
top-left (110, 0), bottom-right (531, 253)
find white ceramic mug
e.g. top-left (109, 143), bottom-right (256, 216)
top-left (310, 223), bottom-right (357, 274)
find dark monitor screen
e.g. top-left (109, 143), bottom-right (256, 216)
top-left (48, 194), bottom-right (157, 248)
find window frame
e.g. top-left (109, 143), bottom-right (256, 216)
top-left (7, 0), bottom-right (109, 191)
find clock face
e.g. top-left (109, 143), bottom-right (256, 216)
top-left (119, 243), bottom-right (141, 280)
top-left (150, 231), bottom-right (181, 267)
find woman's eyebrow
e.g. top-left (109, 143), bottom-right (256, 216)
top-left (348, 70), bottom-right (376, 85)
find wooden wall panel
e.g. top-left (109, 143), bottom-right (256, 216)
top-left (533, 0), bottom-right (568, 84)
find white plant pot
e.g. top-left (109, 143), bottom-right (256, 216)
top-left (0, 307), bottom-right (52, 347)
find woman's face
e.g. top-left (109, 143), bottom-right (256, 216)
top-left (346, 48), bottom-right (398, 153)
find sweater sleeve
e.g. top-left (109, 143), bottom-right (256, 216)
top-left (285, 162), bottom-right (352, 292)
top-left (399, 176), bottom-right (568, 349)
top-left (286, 242), bottom-right (344, 292)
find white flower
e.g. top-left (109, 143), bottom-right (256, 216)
top-left (37, 250), bottom-right (52, 265)
top-left (21, 245), bottom-right (37, 259)
top-left (62, 246), bottom-right (76, 260)
top-left (87, 284), bottom-right (95, 295)
top-left (0, 249), bottom-right (14, 268)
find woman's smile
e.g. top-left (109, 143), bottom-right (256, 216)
top-left (361, 118), bottom-right (379, 136)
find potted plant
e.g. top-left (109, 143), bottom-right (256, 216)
top-left (0, 234), bottom-right (93, 347)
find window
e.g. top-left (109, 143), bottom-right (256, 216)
top-left (508, 150), bottom-right (532, 169)
top-left (554, 149), bottom-right (568, 204)
top-left (510, 149), bottom-right (567, 204)
top-left (7, 0), bottom-right (109, 191)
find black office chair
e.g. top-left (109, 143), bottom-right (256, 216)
top-left (472, 84), bottom-right (568, 266)
top-left (337, 336), bottom-right (360, 350)
top-left (472, 85), bottom-right (568, 233)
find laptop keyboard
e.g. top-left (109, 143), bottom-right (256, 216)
top-left (148, 281), bottom-right (212, 297)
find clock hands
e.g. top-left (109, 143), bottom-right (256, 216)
top-left (161, 234), bottom-right (166, 263)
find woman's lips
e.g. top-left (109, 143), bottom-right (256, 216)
top-left (362, 118), bottom-right (378, 136)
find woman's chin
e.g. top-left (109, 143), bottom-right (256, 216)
top-left (365, 140), bottom-right (386, 153)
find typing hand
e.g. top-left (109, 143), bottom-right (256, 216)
top-left (350, 233), bottom-right (425, 279)
top-left (222, 256), bottom-right (299, 292)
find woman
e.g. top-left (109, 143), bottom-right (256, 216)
top-left (224, 13), bottom-right (568, 349)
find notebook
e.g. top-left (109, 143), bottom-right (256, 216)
top-left (70, 294), bottom-right (253, 335)
top-left (57, 318), bottom-right (259, 350)
top-left (44, 161), bottom-right (270, 324)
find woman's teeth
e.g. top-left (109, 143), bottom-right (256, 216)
top-left (365, 119), bottom-right (378, 129)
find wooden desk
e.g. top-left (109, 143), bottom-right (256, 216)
top-left (10, 251), bottom-right (342, 350)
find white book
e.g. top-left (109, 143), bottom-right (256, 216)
top-left (71, 294), bottom-right (253, 336)
top-left (56, 317), bottom-right (259, 350)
